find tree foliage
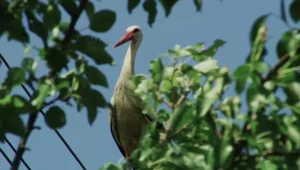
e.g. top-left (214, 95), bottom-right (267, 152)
top-left (0, 0), bottom-right (299, 170)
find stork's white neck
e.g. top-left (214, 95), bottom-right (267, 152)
top-left (118, 40), bottom-right (141, 81)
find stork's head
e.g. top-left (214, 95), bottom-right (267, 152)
top-left (114, 25), bottom-right (143, 48)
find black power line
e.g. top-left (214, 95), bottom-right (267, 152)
top-left (0, 53), bottom-right (87, 170)
top-left (4, 137), bottom-right (31, 170)
top-left (0, 147), bottom-right (13, 166)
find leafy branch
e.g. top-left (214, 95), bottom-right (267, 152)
top-left (229, 50), bottom-right (294, 169)
top-left (10, 1), bottom-right (89, 169)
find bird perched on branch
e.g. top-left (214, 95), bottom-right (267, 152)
top-left (109, 25), bottom-right (158, 162)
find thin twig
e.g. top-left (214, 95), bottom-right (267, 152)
top-left (175, 90), bottom-right (189, 107)
top-left (43, 95), bottom-right (61, 107)
top-left (0, 147), bottom-right (12, 166)
top-left (61, 0), bottom-right (88, 49)
top-left (159, 96), bottom-right (174, 108)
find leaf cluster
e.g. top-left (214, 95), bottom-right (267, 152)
top-left (100, 2), bottom-right (300, 169)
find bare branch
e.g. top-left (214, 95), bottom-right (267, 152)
top-left (175, 90), bottom-right (189, 107)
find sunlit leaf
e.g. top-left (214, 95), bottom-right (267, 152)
top-left (11, 95), bottom-right (35, 114)
top-left (193, 59), bottom-right (218, 73)
top-left (31, 82), bottom-right (51, 109)
top-left (168, 102), bottom-right (195, 137)
top-left (150, 58), bottom-right (164, 84)
top-left (22, 58), bottom-right (37, 74)
top-left (233, 64), bottom-right (252, 94)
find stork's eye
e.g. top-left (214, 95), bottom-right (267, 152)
top-left (133, 28), bottom-right (140, 33)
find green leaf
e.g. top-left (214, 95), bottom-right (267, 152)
top-left (44, 3), bottom-right (61, 29)
top-left (246, 83), bottom-right (260, 112)
top-left (256, 160), bottom-right (278, 170)
top-left (45, 47), bottom-right (68, 72)
top-left (6, 19), bottom-right (29, 43)
top-left (251, 61), bottom-right (269, 74)
top-left (249, 15), bottom-right (268, 61)
top-left (159, 0), bottom-right (178, 17)
top-left (150, 58), bottom-right (164, 84)
top-left (276, 30), bottom-right (300, 58)
top-left (100, 163), bottom-right (121, 170)
top-left (143, 0), bottom-right (157, 27)
top-left (193, 59), bottom-right (218, 73)
top-left (90, 10), bottom-right (116, 33)
top-left (73, 75), bottom-right (105, 124)
top-left (11, 95), bottom-right (35, 114)
top-left (25, 10), bottom-right (48, 44)
top-left (85, 66), bottom-right (108, 87)
top-left (31, 82), bottom-right (51, 109)
top-left (193, 0), bottom-right (202, 11)
top-left (284, 82), bottom-right (300, 105)
top-left (290, 0), bottom-right (300, 23)
top-left (55, 78), bottom-right (70, 90)
top-left (86, 89), bottom-right (106, 124)
top-left (59, 0), bottom-right (79, 16)
top-left (85, 1), bottom-right (95, 21)
top-left (90, 89), bottom-right (106, 108)
top-left (128, 0), bottom-right (141, 14)
top-left (22, 58), bottom-right (37, 73)
top-left (280, 0), bottom-right (288, 24)
top-left (250, 15), bottom-right (269, 44)
top-left (168, 102), bottom-right (195, 137)
top-left (0, 112), bottom-right (25, 137)
top-left (233, 64), bottom-right (252, 94)
top-left (74, 35), bottom-right (113, 65)
top-left (4, 67), bottom-right (26, 88)
top-left (160, 79), bottom-right (172, 93)
top-left (193, 39), bottom-right (225, 61)
top-left (45, 106), bottom-right (66, 129)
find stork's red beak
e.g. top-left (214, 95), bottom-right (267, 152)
top-left (114, 32), bottom-right (134, 48)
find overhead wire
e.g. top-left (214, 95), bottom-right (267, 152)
top-left (0, 147), bottom-right (13, 166)
top-left (0, 53), bottom-right (87, 170)
top-left (4, 137), bottom-right (31, 170)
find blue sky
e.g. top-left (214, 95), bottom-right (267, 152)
top-left (0, 0), bottom-right (290, 169)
